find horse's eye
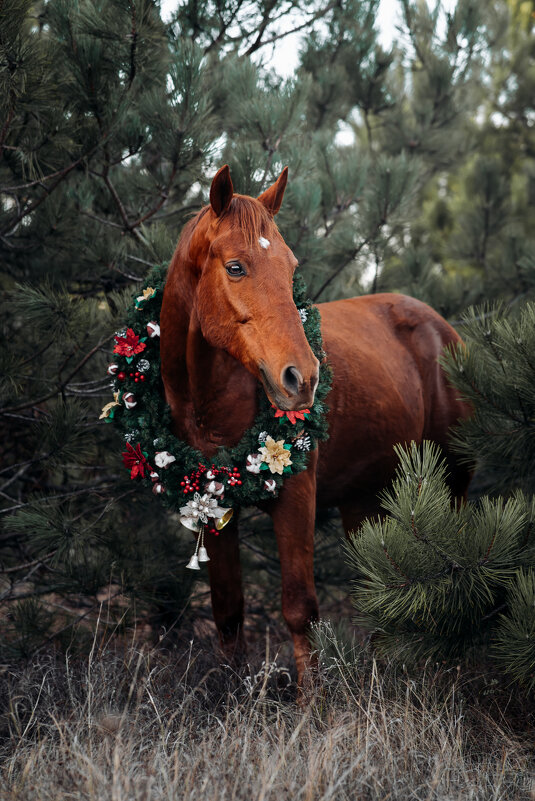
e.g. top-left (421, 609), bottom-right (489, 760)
top-left (225, 262), bottom-right (246, 277)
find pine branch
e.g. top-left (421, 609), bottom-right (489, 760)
top-left (0, 551), bottom-right (56, 575)
top-left (1, 152), bottom-right (93, 238)
top-left (101, 170), bottom-right (143, 243)
top-left (204, 0), bottom-right (245, 53)
top-left (128, 2), bottom-right (137, 88)
top-left (131, 163), bottom-right (178, 228)
top-left (243, 2), bottom-right (339, 56)
top-left (312, 225), bottom-right (382, 301)
top-left (0, 480), bottom-right (120, 516)
top-left (0, 336), bottom-right (111, 414)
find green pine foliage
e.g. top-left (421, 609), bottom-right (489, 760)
top-left (442, 301), bottom-right (535, 494)
top-left (377, 0), bottom-right (535, 316)
top-left (1, 0), bottom-right (531, 659)
top-left (494, 569), bottom-right (535, 692)
top-left (346, 442), bottom-right (535, 685)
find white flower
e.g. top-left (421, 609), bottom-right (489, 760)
top-left (298, 308), bottom-right (308, 323)
top-left (257, 431), bottom-right (268, 443)
top-left (246, 454), bottom-right (263, 474)
top-left (123, 392), bottom-right (137, 409)
top-left (137, 359), bottom-right (150, 372)
top-left (179, 492), bottom-right (230, 527)
top-left (205, 480), bottom-right (224, 496)
top-left (124, 429), bottom-right (140, 443)
top-left (264, 479), bottom-right (277, 492)
top-left (154, 451), bottom-right (176, 469)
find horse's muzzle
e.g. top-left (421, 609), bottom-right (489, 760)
top-left (260, 362), bottom-right (319, 411)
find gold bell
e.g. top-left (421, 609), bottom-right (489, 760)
top-left (216, 508), bottom-right (234, 530)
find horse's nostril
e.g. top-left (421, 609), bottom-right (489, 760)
top-left (282, 365), bottom-right (302, 396)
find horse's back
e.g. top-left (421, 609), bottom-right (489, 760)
top-left (319, 292), bottom-right (460, 351)
top-left (315, 293), bottom-right (470, 511)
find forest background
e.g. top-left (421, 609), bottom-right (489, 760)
top-left (1, 0), bottom-right (535, 691)
top-left (2, 1), bottom-right (535, 797)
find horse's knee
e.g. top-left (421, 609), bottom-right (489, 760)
top-left (282, 591), bottom-right (318, 635)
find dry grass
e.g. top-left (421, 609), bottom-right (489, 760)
top-left (0, 622), bottom-right (533, 801)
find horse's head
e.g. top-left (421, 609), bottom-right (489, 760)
top-left (188, 165), bottom-right (319, 411)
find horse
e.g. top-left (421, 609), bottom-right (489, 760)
top-left (160, 165), bottom-right (471, 686)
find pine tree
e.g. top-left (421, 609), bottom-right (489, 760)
top-left (442, 302), bottom-right (535, 495)
top-left (377, 0), bottom-right (535, 317)
top-left (347, 302), bottom-right (535, 690)
top-left (0, 0), bottom-right (502, 655)
top-left (346, 441), bottom-right (535, 688)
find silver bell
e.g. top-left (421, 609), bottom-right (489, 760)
top-left (198, 545), bottom-right (210, 563)
top-left (186, 554), bottom-right (200, 570)
top-left (181, 517), bottom-right (200, 532)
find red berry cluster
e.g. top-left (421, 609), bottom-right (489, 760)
top-left (226, 468), bottom-right (242, 486)
top-left (129, 370), bottom-right (145, 383)
top-left (208, 464), bottom-right (243, 486)
top-left (207, 525), bottom-right (220, 536)
top-left (179, 463), bottom-right (243, 495)
top-left (180, 464), bottom-right (207, 494)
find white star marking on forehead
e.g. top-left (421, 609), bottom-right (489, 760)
top-left (258, 236), bottom-right (270, 249)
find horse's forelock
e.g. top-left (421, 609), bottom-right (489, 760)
top-left (187, 195), bottom-right (276, 252)
top-left (217, 196), bottom-right (276, 246)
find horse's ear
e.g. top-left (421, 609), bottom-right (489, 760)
top-left (210, 165), bottom-right (234, 217)
top-left (257, 167), bottom-right (288, 216)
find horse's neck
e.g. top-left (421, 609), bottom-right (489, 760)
top-left (185, 314), bottom-right (258, 451)
top-left (161, 280), bottom-right (257, 457)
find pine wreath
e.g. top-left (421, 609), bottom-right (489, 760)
top-left (102, 263), bottom-right (331, 530)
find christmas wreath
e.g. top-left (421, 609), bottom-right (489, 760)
top-left (101, 264), bottom-right (331, 547)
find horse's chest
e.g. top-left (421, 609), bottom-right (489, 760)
top-left (179, 392), bottom-right (257, 455)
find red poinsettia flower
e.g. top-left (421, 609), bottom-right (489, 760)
top-left (113, 328), bottom-right (146, 358)
top-left (272, 406), bottom-right (311, 425)
top-left (122, 442), bottom-right (151, 480)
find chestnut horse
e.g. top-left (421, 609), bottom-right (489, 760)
top-left (160, 165), bottom-right (471, 684)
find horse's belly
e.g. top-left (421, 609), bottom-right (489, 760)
top-left (315, 366), bottom-right (425, 507)
top-left (314, 294), bottom-right (463, 508)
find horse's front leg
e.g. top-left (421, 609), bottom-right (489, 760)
top-left (204, 514), bottom-right (246, 663)
top-left (267, 450), bottom-right (319, 688)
